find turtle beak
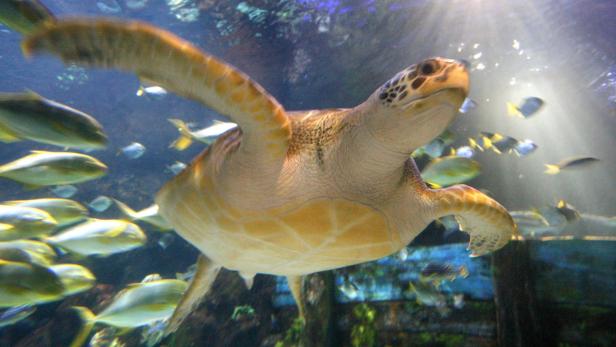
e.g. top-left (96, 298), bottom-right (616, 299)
top-left (415, 57), bottom-right (469, 100)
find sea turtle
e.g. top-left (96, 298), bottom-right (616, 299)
top-left (22, 19), bottom-right (516, 333)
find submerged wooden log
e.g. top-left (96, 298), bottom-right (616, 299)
top-left (300, 271), bottom-right (336, 347)
top-left (491, 241), bottom-right (547, 347)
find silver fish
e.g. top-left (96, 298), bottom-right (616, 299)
top-left (120, 142), bottom-right (146, 159)
top-left (0, 92), bottom-right (107, 149)
top-left (88, 196), bottom-right (113, 212)
top-left (0, 151), bottom-right (107, 187)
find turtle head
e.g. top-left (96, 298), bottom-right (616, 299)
top-left (362, 57), bottom-right (469, 153)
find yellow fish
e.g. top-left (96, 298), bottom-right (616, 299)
top-left (0, 150), bottom-right (107, 187)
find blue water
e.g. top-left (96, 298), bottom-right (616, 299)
top-left (1, 1), bottom-right (616, 346)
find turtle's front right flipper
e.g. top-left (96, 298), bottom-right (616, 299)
top-left (427, 185), bottom-right (517, 257)
top-left (22, 19), bottom-right (291, 161)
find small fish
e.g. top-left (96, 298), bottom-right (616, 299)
top-left (0, 305), bottom-right (36, 329)
top-left (0, 150), bottom-right (107, 187)
top-left (419, 263), bottom-right (469, 286)
top-left (120, 142), bottom-right (146, 159)
top-left (0, 0), bottom-right (55, 35)
top-left (513, 139), bottom-right (538, 157)
top-left (534, 200), bottom-right (580, 232)
top-left (0, 92), bottom-right (107, 149)
top-left (70, 279), bottom-right (188, 347)
top-left (0, 204), bottom-right (57, 241)
top-left (126, 0), bottom-right (148, 10)
top-left (474, 132), bottom-right (537, 157)
top-left (168, 118), bottom-right (238, 150)
top-left (0, 240), bottom-right (56, 265)
top-left (114, 200), bottom-right (173, 231)
top-left (136, 85), bottom-right (168, 99)
top-left (412, 129), bottom-right (455, 158)
top-left (507, 97), bottom-right (544, 118)
top-left (51, 185), bottom-right (78, 198)
top-left (166, 161), bottom-right (186, 175)
top-left (88, 196), bottom-right (113, 212)
top-left (454, 146), bottom-right (474, 158)
top-left (45, 219), bottom-right (147, 256)
top-left (510, 210), bottom-right (550, 237)
top-left (0, 259), bottom-right (65, 307)
top-left (157, 233), bottom-right (175, 250)
top-left (396, 247), bottom-right (409, 261)
top-left (338, 281), bottom-right (360, 300)
top-left (458, 97), bottom-right (477, 114)
top-left (50, 264), bottom-right (96, 296)
top-left (420, 156), bottom-right (481, 188)
top-left (96, 0), bottom-right (121, 14)
top-left (479, 132), bottom-right (518, 154)
top-left (407, 281), bottom-right (447, 308)
top-left (544, 157), bottom-right (600, 175)
top-left (2, 198), bottom-right (88, 227)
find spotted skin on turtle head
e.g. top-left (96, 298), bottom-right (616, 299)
top-left (378, 58), bottom-right (468, 108)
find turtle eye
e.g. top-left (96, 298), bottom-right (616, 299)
top-left (420, 62), bottom-right (435, 75)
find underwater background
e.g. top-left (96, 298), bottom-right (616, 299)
top-left (0, 0), bottom-right (615, 346)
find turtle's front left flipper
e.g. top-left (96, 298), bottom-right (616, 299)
top-left (22, 19), bottom-right (291, 161)
top-left (427, 185), bottom-right (517, 257)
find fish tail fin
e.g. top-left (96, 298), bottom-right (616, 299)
top-left (113, 199), bottom-right (137, 220)
top-left (168, 119), bottom-right (193, 151)
top-left (70, 306), bottom-right (95, 347)
top-left (426, 181), bottom-right (442, 189)
top-left (544, 164), bottom-right (560, 175)
top-left (468, 138), bottom-right (483, 152)
top-left (506, 102), bottom-right (522, 117)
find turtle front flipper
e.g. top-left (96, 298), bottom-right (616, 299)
top-left (427, 185), bottom-right (517, 257)
top-left (165, 254), bottom-right (221, 336)
top-left (22, 19), bottom-right (291, 161)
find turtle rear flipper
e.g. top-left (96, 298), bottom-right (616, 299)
top-left (165, 255), bottom-right (221, 336)
top-left (23, 19), bottom-right (291, 161)
top-left (428, 185), bottom-right (516, 256)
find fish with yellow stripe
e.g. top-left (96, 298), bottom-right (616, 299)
top-left (69, 278), bottom-right (187, 347)
top-left (168, 118), bottom-right (237, 151)
top-left (45, 219), bottom-right (147, 256)
top-left (506, 97), bottom-right (544, 118)
top-left (0, 92), bottom-right (107, 150)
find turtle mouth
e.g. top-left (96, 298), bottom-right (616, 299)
top-left (400, 87), bottom-right (467, 110)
